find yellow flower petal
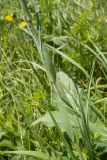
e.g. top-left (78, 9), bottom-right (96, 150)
top-left (5, 15), bottom-right (13, 22)
top-left (20, 21), bottom-right (27, 28)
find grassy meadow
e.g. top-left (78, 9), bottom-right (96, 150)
top-left (0, 0), bottom-right (107, 159)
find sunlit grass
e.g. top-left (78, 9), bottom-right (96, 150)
top-left (0, 0), bottom-right (107, 160)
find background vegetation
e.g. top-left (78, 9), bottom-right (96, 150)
top-left (0, 0), bottom-right (107, 159)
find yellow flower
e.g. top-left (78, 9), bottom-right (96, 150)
top-left (20, 21), bottom-right (27, 28)
top-left (5, 14), bottom-right (13, 22)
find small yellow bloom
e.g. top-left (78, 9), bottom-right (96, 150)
top-left (20, 21), bottom-right (27, 28)
top-left (5, 14), bottom-right (13, 22)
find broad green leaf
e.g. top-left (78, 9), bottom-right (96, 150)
top-left (31, 111), bottom-right (79, 130)
top-left (4, 151), bottom-right (51, 160)
top-left (46, 43), bottom-right (89, 78)
top-left (42, 44), bottom-right (56, 83)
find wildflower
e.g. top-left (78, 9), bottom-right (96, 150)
top-left (5, 14), bottom-right (13, 22)
top-left (20, 21), bottom-right (27, 28)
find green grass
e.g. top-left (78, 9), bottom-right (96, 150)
top-left (0, 0), bottom-right (107, 159)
